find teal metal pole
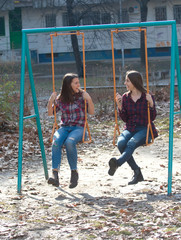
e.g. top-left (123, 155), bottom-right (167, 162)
top-left (25, 36), bottom-right (49, 180)
top-left (17, 32), bottom-right (26, 193)
top-left (168, 23), bottom-right (176, 196)
top-left (23, 114), bottom-right (37, 120)
top-left (22, 20), bottom-right (176, 35)
top-left (175, 31), bottom-right (181, 106)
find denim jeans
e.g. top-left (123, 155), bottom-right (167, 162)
top-left (117, 126), bottom-right (151, 170)
top-left (52, 126), bottom-right (86, 170)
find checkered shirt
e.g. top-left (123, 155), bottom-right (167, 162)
top-left (53, 93), bottom-right (85, 127)
top-left (118, 92), bottom-right (158, 138)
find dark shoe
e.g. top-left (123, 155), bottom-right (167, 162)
top-left (69, 170), bottom-right (79, 189)
top-left (108, 158), bottom-right (118, 176)
top-left (128, 168), bottom-right (144, 185)
top-left (48, 170), bottom-right (59, 187)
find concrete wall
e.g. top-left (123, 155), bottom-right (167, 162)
top-left (1, 0), bottom-right (181, 62)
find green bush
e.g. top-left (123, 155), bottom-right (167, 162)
top-left (0, 74), bottom-right (18, 121)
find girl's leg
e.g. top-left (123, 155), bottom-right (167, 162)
top-left (64, 126), bottom-right (84, 188)
top-left (117, 130), bottom-right (132, 153)
top-left (117, 130), bottom-right (139, 170)
top-left (127, 157), bottom-right (140, 170)
top-left (64, 126), bottom-right (84, 170)
top-left (109, 130), bottom-right (133, 176)
top-left (109, 127), bottom-right (149, 184)
top-left (48, 127), bottom-right (69, 187)
top-left (52, 127), bottom-right (69, 169)
top-left (117, 127), bottom-right (148, 166)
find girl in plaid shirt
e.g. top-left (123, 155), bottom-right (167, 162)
top-left (108, 70), bottom-right (158, 185)
top-left (47, 73), bottom-right (94, 188)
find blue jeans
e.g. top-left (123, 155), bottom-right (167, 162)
top-left (117, 126), bottom-right (151, 170)
top-left (52, 126), bottom-right (86, 170)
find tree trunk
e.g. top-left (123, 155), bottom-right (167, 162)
top-left (70, 34), bottom-right (83, 77)
top-left (119, 0), bottom-right (122, 23)
top-left (140, 4), bottom-right (148, 64)
top-left (137, 0), bottom-right (150, 64)
top-left (66, 0), bottom-right (83, 77)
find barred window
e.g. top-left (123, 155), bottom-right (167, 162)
top-left (45, 14), bottom-right (56, 27)
top-left (62, 13), bottom-right (68, 26)
top-left (82, 12), bottom-right (92, 25)
top-left (92, 12), bottom-right (100, 25)
top-left (101, 12), bottom-right (111, 24)
top-left (122, 9), bottom-right (129, 23)
top-left (173, 5), bottom-right (181, 24)
top-left (62, 11), bottom-right (112, 26)
top-left (0, 17), bottom-right (5, 36)
top-left (155, 7), bottom-right (167, 21)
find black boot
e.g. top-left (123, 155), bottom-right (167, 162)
top-left (108, 158), bottom-right (118, 176)
top-left (69, 170), bottom-right (79, 189)
top-left (128, 168), bottom-right (144, 185)
top-left (48, 170), bottom-right (59, 187)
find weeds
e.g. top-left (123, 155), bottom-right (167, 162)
top-left (0, 75), bottom-right (19, 132)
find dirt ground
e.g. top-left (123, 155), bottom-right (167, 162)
top-left (0, 94), bottom-right (181, 239)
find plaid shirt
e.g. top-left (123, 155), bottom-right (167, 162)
top-left (118, 92), bottom-right (158, 137)
top-left (53, 93), bottom-right (85, 127)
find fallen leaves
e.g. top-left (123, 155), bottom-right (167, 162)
top-left (0, 95), bottom-right (181, 240)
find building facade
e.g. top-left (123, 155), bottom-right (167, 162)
top-left (0, 0), bottom-right (181, 62)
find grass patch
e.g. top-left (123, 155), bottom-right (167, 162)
top-left (86, 234), bottom-right (97, 239)
top-left (107, 229), bottom-right (132, 236)
top-left (165, 227), bottom-right (178, 232)
top-left (92, 220), bottom-right (105, 229)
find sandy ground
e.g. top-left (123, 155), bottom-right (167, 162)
top-left (1, 94), bottom-right (181, 239)
top-left (0, 133), bottom-right (181, 239)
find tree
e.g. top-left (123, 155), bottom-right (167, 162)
top-left (64, 0), bottom-right (120, 77)
top-left (66, 0), bottom-right (83, 77)
top-left (136, 0), bottom-right (150, 64)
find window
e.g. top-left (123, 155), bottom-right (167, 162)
top-left (45, 14), bottom-right (56, 27)
top-left (82, 13), bottom-right (92, 25)
top-left (0, 17), bottom-right (5, 36)
top-left (92, 12), bottom-right (100, 25)
top-left (101, 12), bottom-right (111, 24)
top-left (122, 9), bottom-right (129, 23)
top-left (62, 11), bottom-right (112, 26)
top-left (62, 13), bottom-right (68, 26)
top-left (156, 47), bottom-right (169, 53)
top-left (75, 13), bottom-right (81, 25)
top-left (155, 6), bottom-right (167, 21)
top-left (174, 5), bottom-right (181, 24)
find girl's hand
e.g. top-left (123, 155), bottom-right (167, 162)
top-left (116, 92), bottom-right (122, 104)
top-left (82, 90), bottom-right (94, 115)
top-left (116, 93), bottom-right (122, 110)
top-left (50, 92), bottom-right (57, 102)
top-left (82, 90), bottom-right (91, 101)
top-left (48, 92), bottom-right (57, 116)
top-left (146, 93), bottom-right (154, 108)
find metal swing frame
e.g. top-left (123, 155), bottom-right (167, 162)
top-left (17, 21), bottom-right (181, 196)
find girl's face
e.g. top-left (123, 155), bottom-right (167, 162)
top-left (71, 77), bottom-right (80, 93)
top-left (124, 77), bottom-right (134, 91)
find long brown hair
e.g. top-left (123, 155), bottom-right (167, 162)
top-left (58, 73), bottom-right (79, 103)
top-left (126, 70), bottom-right (147, 93)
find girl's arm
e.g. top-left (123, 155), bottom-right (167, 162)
top-left (82, 91), bottom-right (94, 115)
top-left (146, 93), bottom-right (157, 121)
top-left (117, 94), bottom-right (128, 122)
top-left (47, 92), bottom-right (57, 116)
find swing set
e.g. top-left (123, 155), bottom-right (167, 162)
top-left (111, 27), bottom-right (154, 146)
top-left (50, 31), bottom-right (91, 143)
top-left (18, 21), bottom-right (181, 196)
